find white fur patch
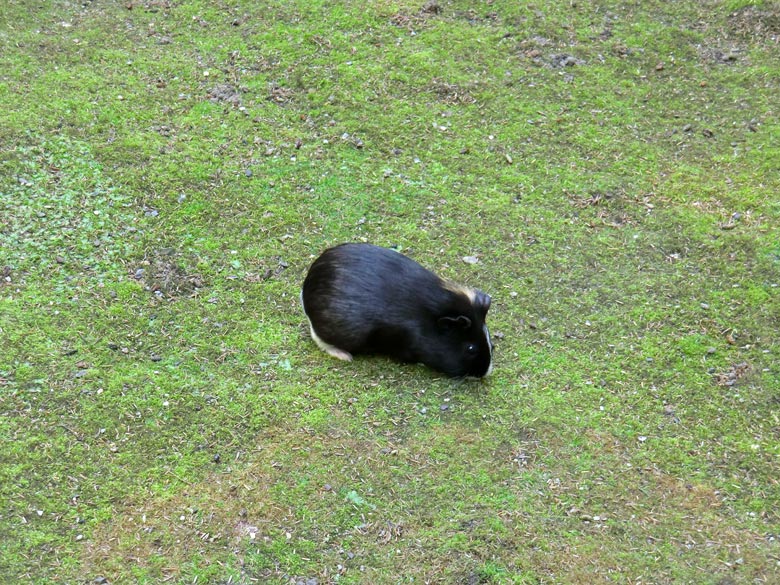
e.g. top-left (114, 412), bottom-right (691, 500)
top-left (442, 279), bottom-right (477, 303)
top-left (483, 323), bottom-right (493, 377)
top-left (309, 324), bottom-right (353, 362)
top-left (301, 290), bottom-right (353, 362)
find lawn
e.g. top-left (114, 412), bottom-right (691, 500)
top-left (1, 0), bottom-right (779, 583)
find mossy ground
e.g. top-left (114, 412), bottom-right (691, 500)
top-left (1, 1), bottom-right (778, 583)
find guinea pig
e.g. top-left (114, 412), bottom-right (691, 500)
top-left (301, 243), bottom-right (493, 378)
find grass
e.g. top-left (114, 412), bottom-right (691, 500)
top-left (1, 0), bottom-right (779, 583)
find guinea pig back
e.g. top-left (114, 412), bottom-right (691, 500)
top-left (301, 243), bottom-right (493, 378)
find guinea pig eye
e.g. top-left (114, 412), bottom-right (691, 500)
top-left (466, 343), bottom-right (479, 356)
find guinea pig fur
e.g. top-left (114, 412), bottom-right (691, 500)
top-left (301, 243), bottom-right (493, 378)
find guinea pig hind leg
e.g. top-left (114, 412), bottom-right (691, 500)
top-left (309, 325), bottom-right (353, 362)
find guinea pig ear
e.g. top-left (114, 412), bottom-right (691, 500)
top-left (437, 315), bottom-right (472, 330)
top-left (474, 291), bottom-right (491, 315)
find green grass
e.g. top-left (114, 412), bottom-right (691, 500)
top-left (2, 0), bottom-right (779, 583)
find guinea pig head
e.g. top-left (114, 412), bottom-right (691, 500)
top-left (431, 287), bottom-right (493, 378)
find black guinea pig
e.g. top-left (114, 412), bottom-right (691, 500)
top-left (301, 243), bottom-right (493, 378)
